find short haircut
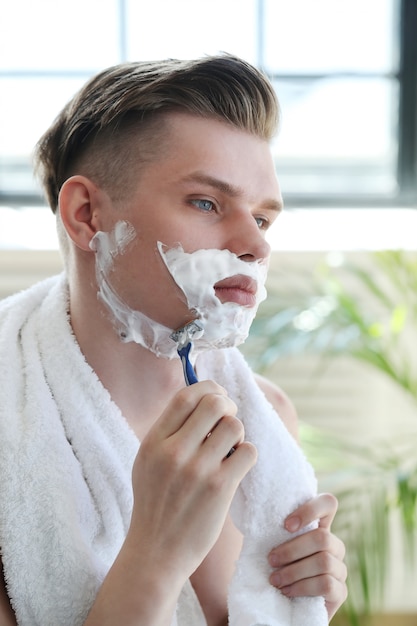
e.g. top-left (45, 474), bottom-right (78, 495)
top-left (34, 54), bottom-right (280, 214)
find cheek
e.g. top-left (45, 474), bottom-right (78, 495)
top-left (110, 240), bottom-right (190, 319)
top-left (109, 241), bottom-right (157, 298)
top-left (91, 221), bottom-right (194, 327)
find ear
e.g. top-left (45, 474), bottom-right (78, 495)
top-left (58, 175), bottom-right (107, 252)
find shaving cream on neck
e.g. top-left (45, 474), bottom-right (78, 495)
top-left (90, 220), bottom-right (267, 359)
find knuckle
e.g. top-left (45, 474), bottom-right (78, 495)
top-left (204, 393), bottom-right (227, 414)
top-left (317, 550), bottom-right (333, 572)
top-left (172, 386), bottom-right (195, 412)
top-left (316, 527), bottom-right (333, 551)
top-left (242, 441), bottom-right (258, 465)
top-left (320, 574), bottom-right (337, 597)
top-left (223, 414), bottom-right (244, 438)
top-left (204, 393), bottom-right (237, 418)
top-left (202, 380), bottom-right (227, 394)
top-left (199, 380), bottom-right (228, 398)
top-left (332, 535), bottom-right (347, 561)
top-left (341, 561), bottom-right (348, 583)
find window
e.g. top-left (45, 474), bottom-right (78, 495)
top-left (264, 0), bottom-right (417, 207)
top-left (0, 0), bottom-right (415, 220)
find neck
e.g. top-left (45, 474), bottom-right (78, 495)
top-left (68, 270), bottom-right (186, 440)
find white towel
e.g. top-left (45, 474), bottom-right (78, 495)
top-left (0, 275), bottom-right (327, 625)
top-left (197, 349), bottom-right (328, 626)
top-left (0, 275), bottom-right (140, 625)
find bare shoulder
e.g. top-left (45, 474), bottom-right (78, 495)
top-left (254, 373), bottom-right (299, 442)
top-left (0, 557), bottom-right (17, 625)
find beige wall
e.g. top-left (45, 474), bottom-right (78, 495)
top-left (0, 249), bottom-right (63, 300)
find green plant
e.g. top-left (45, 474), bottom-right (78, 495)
top-left (241, 250), bottom-right (417, 622)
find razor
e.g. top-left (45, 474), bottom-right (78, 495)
top-left (170, 319), bottom-right (204, 386)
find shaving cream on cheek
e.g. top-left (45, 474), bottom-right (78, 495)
top-left (89, 220), bottom-right (268, 359)
top-left (90, 220), bottom-right (180, 359)
top-left (157, 242), bottom-right (268, 352)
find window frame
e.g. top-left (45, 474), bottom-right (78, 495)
top-left (396, 0), bottom-right (417, 205)
top-left (259, 0), bottom-right (417, 208)
top-left (0, 0), bottom-right (415, 209)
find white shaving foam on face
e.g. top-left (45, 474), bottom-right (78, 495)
top-left (158, 242), bottom-right (267, 351)
top-left (90, 220), bottom-right (268, 359)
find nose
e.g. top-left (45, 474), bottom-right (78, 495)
top-left (225, 214), bottom-right (271, 263)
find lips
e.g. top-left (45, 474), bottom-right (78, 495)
top-left (214, 274), bottom-right (258, 307)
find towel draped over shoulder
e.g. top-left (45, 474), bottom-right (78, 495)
top-left (0, 275), bottom-right (327, 626)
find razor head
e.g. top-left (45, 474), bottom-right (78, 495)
top-left (170, 319), bottom-right (204, 347)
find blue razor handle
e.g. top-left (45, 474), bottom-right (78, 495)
top-left (177, 342), bottom-right (199, 386)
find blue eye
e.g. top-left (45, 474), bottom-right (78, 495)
top-left (255, 216), bottom-right (269, 229)
top-left (191, 199), bottom-right (214, 212)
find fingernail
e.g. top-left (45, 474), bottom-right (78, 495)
top-left (285, 516), bottom-right (301, 532)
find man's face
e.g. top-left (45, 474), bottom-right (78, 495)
top-left (96, 112), bottom-right (283, 333)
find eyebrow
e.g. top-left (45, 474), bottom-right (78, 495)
top-left (180, 171), bottom-right (284, 213)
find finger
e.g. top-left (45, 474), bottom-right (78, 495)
top-left (203, 419), bottom-right (258, 475)
top-left (201, 413), bottom-right (243, 455)
top-left (270, 551), bottom-right (348, 591)
top-left (179, 393), bottom-right (238, 449)
top-left (269, 528), bottom-right (346, 567)
top-left (223, 440), bottom-right (258, 482)
top-left (153, 380), bottom-right (229, 438)
top-left (284, 493), bottom-right (338, 532)
top-left (274, 572), bottom-right (348, 608)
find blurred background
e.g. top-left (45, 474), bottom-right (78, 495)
top-left (1, 1), bottom-right (416, 624)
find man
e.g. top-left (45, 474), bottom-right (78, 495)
top-left (0, 55), bottom-right (347, 625)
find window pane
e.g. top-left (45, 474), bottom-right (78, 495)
top-left (0, 78), bottom-right (86, 195)
top-left (0, 0), bottom-right (120, 71)
top-left (272, 77), bottom-right (398, 196)
top-left (126, 0), bottom-right (258, 63)
top-left (263, 0), bottom-right (398, 74)
top-left (0, 0), bottom-right (406, 214)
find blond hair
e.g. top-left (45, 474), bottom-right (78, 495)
top-left (34, 54), bottom-right (280, 213)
